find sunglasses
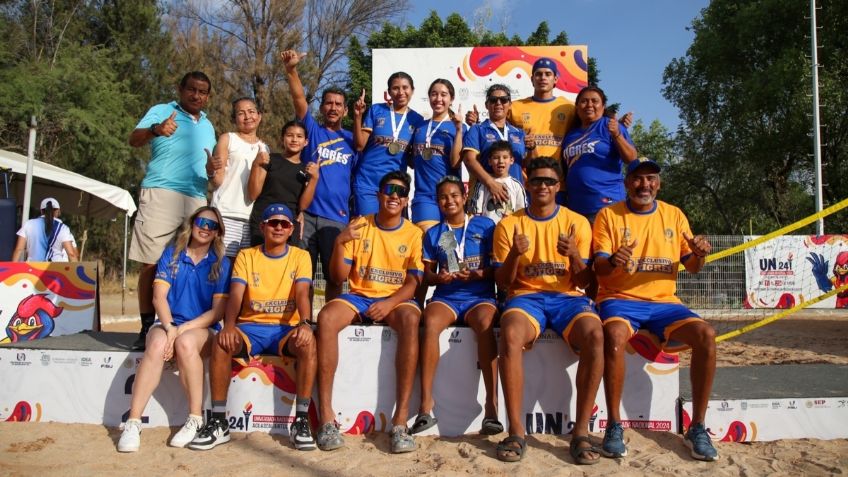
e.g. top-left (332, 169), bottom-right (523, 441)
top-left (487, 96), bottom-right (510, 105)
top-left (380, 183), bottom-right (410, 198)
top-left (193, 216), bottom-right (220, 231)
top-left (528, 177), bottom-right (559, 187)
top-left (264, 218), bottom-right (293, 229)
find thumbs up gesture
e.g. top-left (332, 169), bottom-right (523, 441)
top-left (510, 222), bottom-right (530, 257)
top-left (204, 148), bottom-right (224, 176)
top-left (610, 238), bottom-right (638, 268)
top-left (683, 231), bottom-right (711, 258)
top-left (353, 88), bottom-right (367, 117)
top-left (465, 104), bottom-right (480, 126)
top-left (158, 111), bottom-right (178, 137)
top-left (556, 224), bottom-right (579, 258)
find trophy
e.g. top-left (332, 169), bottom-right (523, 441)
top-left (437, 229), bottom-right (461, 273)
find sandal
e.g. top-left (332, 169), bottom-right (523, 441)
top-left (496, 435), bottom-right (526, 462)
top-left (410, 413), bottom-right (437, 435)
top-left (480, 417), bottom-right (504, 435)
top-left (570, 435), bottom-right (601, 465)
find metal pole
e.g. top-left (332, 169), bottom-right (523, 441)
top-left (811, 0), bottom-right (824, 234)
top-left (122, 214), bottom-right (128, 316)
top-left (23, 115), bottom-right (36, 224)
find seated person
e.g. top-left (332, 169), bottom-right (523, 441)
top-left (315, 170), bottom-right (424, 454)
top-left (413, 175), bottom-right (501, 436)
top-left (118, 206), bottom-right (230, 452)
top-left (188, 204), bottom-right (317, 451)
top-left (593, 158), bottom-right (718, 462)
top-left (492, 157), bottom-right (604, 464)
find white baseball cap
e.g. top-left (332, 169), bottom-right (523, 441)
top-left (40, 197), bottom-right (60, 210)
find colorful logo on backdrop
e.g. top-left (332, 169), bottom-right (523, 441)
top-left (1, 400), bottom-right (42, 422)
top-left (458, 46), bottom-right (588, 94)
top-left (0, 262), bottom-right (96, 342)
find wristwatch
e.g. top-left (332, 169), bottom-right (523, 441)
top-left (149, 123), bottom-right (161, 137)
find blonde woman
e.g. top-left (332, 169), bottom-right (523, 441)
top-left (118, 206), bottom-right (232, 452)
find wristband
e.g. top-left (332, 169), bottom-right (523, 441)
top-left (150, 123), bottom-right (161, 137)
top-left (608, 255), bottom-right (618, 268)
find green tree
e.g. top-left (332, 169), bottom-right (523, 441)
top-left (663, 0), bottom-right (848, 234)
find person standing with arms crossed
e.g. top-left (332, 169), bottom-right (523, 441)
top-left (128, 72), bottom-right (216, 350)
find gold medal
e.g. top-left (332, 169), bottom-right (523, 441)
top-left (422, 148), bottom-right (433, 160)
top-left (387, 141), bottom-right (402, 155)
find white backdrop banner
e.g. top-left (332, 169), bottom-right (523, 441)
top-left (0, 327), bottom-right (678, 437)
top-left (372, 46), bottom-right (588, 121)
top-left (743, 235), bottom-right (848, 309)
top-left (681, 398), bottom-right (848, 441)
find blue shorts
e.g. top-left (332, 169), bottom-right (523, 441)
top-left (331, 293), bottom-right (420, 323)
top-left (599, 299), bottom-right (703, 349)
top-left (235, 322), bottom-right (295, 357)
top-left (354, 190), bottom-right (379, 217)
top-left (411, 196), bottom-right (441, 224)
top-left (428, 297), bottom-right (497, 325)
top-left (503, 292), bottom-right (599, 342)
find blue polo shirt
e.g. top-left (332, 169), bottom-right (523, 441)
top-left (355, 103), bottom-right (424, 194)
top-left (136, 101), bottom-right (217, 199)
top-left (153, 245), bottom-right (231, 325)
top-left (301, 113), bottom-right (357, 224)
top-left (462, 119), bottom-right (526, 183)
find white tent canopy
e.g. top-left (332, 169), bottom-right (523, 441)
top-left (0, 149), bottom-right (136, 219)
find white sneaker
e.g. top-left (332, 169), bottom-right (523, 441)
top-left (117, 419), bottom-right (142, 452)
top-left (170, 414), bottom-right (204, 448)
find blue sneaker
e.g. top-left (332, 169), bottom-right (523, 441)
top-left (684, 423), bottom-right (719, 461)
top-left (601, 421), bottom-right (627, 457)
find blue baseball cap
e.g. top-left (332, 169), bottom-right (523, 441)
top-left (261, 203), bottom-right (294, 221)
top-left (626, 157), bottom-right (662, 176)
top-left (532, 57), bottom-right (559, 76)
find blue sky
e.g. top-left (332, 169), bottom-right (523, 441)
top-left (403, 0), bottom-right (710, 130)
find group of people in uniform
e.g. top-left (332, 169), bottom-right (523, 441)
top-left (116, 52), bottom-right (720, 465)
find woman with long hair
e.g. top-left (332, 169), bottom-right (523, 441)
top-left (117, 206), bottom-right (231, 452)
top-left (12, 197), bottom-right (78, 262)
top-left (351, 71), bottom-right (425, 216)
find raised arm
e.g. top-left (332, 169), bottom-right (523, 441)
top-left (352, 89), bottom-right (370, 151)
top-left (282, 50), bottom-right (309, 120)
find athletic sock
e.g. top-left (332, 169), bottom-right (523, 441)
top-left (295, 397), bottom-right (310, 418)
top-left (212, 401), bottom-right (227, 421)
top-left (139, 312), bottom-right (155, 331)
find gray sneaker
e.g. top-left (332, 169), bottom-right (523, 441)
top-left (390, 425), bottom-right (415, 454)
top-left (316, 422), bottom-right (345, 451)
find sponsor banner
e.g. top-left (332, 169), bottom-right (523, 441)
top-left (681, 398), bottom-right (848, 441)
top-left (0, 262), bottom-right (98, 342)
top-left (0, 326), bottom-right (677, 437)
top-left (744, 235), bottom-right (848, 309)
top-left (372, 46), bottom-right (588, 121)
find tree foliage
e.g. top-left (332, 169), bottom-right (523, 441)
top-left (663, 0), bottom-right (848, 234)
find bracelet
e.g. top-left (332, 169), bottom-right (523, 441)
top-left (608, 254), bottom-right (618, 268)
top-left (526, 144), bottom-right (536, 151)
top-left (612, 133), bottom-right (621, 139)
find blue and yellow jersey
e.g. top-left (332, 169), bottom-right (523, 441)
top-left (343, 215), bottom-right (424, 297)
top-left (300, 113), bottom-right (357, 223)
top-left (593, 200), bottom-right (694, 304)
top-left (493, 206), bottom-right (591, 297)
top-left (423, 215), bottom-right (496, 301)
top-left (411, 119), bottom-right (462, 199)
top-left (230, 245), bottom-right (313, 325)
top-left (508, 96), bottom-right (575, 160)
top-left (355, 103), bottom-right (424, 194)
top-left (462, 119), bottom-right (526, 183)
top-left (153, 245), bottom-right (231, 325)
top-left (562, 116), bottom-right (635, 216)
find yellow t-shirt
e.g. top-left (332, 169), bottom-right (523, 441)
top-left (231, 245), bottom-right (312, 325)
top-left (493, 206), bottom-right (591, 297)
top-left (508, 96), bottom-right (575, 159)
top-left (593, 200), bottom-right (694, 303)
top-left (343, 215), bottom-right (424, 297)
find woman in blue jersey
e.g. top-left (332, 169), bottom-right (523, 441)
top-left (352, 72), bottom-right (424, 216)
top-left (12, 198), bottom-right (77, 262)
top-left (560, 86), bottom-right (637, 223)
top-left (117, 206), bottom-right (231, 453)
top-left (410, 79), bottom-right (464, 233)
top-left (411, 175), bottom-right (502, 436)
